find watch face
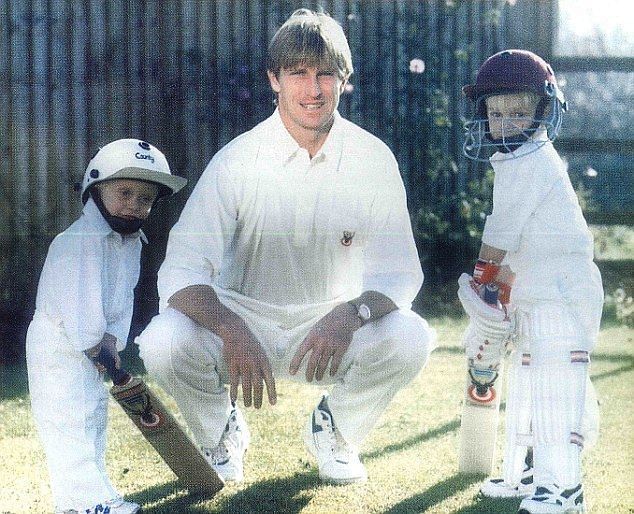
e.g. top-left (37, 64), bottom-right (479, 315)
top-left (358, 303), bottom-right (371, 321)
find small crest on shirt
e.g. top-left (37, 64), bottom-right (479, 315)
top-left (341, 230), bottom-right (355, 246)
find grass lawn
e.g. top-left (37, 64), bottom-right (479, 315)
top-left (1, 317), bottom-right (632, 513)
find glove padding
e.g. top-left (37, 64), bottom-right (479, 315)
top-left (458, 273), bottom-right (513, 341)
top-left (463, 321), bottom-right (506, 368)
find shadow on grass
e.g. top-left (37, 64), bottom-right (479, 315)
top-left (450, 494), bottom-right (521, 514)
top-left (433, 345), bottom-right (464, 355)
top-left (592, 361), bottom-right (634, 382)
top-left (362, 418), bottom-right (461, 460)
top-left (217, 471), bottom-right (317, 513)
top-left (383, 474), bottom-right (483, 513)
top-left (127, 480), bottom-right (228, 513)
top-left (589, 352), bottom-right (634, 383)
top-left (134, 471), bottom-right (318, 513)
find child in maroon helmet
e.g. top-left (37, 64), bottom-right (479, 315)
top-left (459, 50), bottom-right (603, 514)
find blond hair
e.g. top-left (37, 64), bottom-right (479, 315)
top-left (267, 9), bottom-right (353, 80)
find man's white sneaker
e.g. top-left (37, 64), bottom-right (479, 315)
top-left (202, 406), bottom-right (250, 482)
top-left (59, 498), bottom-right (140, 514)
top-left (304, 394), bottom-right (367, 484)
top-left (481, 449), bottom-right (534, 498)
top-left (518, 484), bottom-right (585, 513)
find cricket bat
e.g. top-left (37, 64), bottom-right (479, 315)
top-left (458, 360), bottom-right (504, 474)
top-left (458, 283), bottom-right (505, 474)
top-left (97, 346), bottom-right (224, 494)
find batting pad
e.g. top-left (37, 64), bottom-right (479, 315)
top-left (523, 304), bottom-right (588, 488)
top-left (503, 349), bottom-right (533, 487)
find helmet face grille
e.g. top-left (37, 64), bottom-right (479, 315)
top-left (462, 95), bottom-right (565, 162)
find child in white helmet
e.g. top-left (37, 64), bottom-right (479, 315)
top-left (459, 50), bottom-right (603, 514)
top-left (26, 139), bottom-right (186, 514)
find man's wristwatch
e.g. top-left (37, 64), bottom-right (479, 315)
top-left (349, 300), bottom-right (372, 325)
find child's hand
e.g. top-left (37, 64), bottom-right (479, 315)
top-left (84, 334), bottom-right (120, 371)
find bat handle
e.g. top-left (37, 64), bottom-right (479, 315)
top-left (95, 344), bottom-right (131, 386)
top-left (481, 283), bottom-right (499, 306)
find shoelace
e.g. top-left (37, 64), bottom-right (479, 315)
top-left (320, 413), bottom-right (354, 461)
top-left (205, 442), bottom-right (230, 465)
top-left (203, 412), bottom-right (242, 465)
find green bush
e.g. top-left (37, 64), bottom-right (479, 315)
top-left (603, 287), bottom-right (634, 327)
top-left (413, 169), bottom-right (494, 286)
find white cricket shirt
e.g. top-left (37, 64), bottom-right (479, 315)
top-left (158, 110), bottom-right (423, 322)
top-left (483, 135), bottom-right (598, 302)
top-left (33, 199), bottom-right (144, 351)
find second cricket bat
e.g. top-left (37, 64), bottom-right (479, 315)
top-left (458, 361), bottom-right (504, 474)
top-left (98, 347), bottom-right (224, 494)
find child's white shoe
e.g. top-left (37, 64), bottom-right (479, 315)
top-left (480, 448), bottom-right (535, 498)
top-left (481, 476), bottom-right (534, 498)
top-left (59, 498), bottom-right (140, 514)
top-left (480, 451), bottom-right (534, 498)
top-left (518, 484), bottom-right (585, 513)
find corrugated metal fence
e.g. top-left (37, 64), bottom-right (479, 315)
top-left (0, 0), bottom-right (547, 359)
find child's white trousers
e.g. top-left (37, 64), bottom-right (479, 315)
top-left (27, 312), bottom-right (119, 512)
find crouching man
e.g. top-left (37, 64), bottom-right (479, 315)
top-left (137, 9), bottom-right (436, 485)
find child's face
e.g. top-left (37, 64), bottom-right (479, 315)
top-left (97, 179), bottom-right (160, 220)
top-left (485, 93), bottom-right (540, 140)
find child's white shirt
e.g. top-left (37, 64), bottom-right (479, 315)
top-left (482, 135), bottom-right (598, 304)
top-left (33, 198), bottom-right (144, 352)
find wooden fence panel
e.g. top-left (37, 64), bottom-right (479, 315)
top-left (1, 0), bottom-right (546, 360)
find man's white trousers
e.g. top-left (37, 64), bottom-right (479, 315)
top-left (137, 304), bottom-right (435, 448)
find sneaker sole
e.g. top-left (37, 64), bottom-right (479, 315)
top-left (318, 472), bottom-right (368, 485)
top-left (480, 485), bottom-right (533, 499)
top-left (518, 508), bottom-right (585, 514)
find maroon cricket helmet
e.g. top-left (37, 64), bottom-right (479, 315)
top-left (463, 49), bottom-right (560, 100)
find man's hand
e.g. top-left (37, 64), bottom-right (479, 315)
top-left (216, 315), bottom-right (277, 409)
top-left (168, 285), bottom-right (277, 409)
top-left (289, 302), bottom-right (361, 382)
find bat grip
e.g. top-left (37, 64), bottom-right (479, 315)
top-left (95, 344), bottom-right (131, 386)
top-left (481, 284), bottom-right (499, 306)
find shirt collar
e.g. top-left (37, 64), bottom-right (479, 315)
top-left (313, 111), bottom-right (344, 163)
top-left (269, 109), bottom-right (301, 162)
top-left (82, 198), bottom-right (147, 243)
top-left (269, 109), bottom-right (345, 166)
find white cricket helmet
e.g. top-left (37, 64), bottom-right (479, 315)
top-left (81, 139), bottom-right (187, 204)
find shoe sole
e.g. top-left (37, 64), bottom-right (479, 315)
top-left (480, 485), bottom-right (533, 499)
top-left (318, 473), bottom-right (368, 485)
top-left (518, 508), bottom-right (585, 514)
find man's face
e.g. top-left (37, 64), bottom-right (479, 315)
top-left (267, 64), bottom-right (346, 138)
top-left (485, 93), bottom-right (540, 140)
top-left (97, 179), bottom-right (159, 221)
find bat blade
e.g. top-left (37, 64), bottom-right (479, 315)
top-left (458, 361), bottom-right (503, 474)
top-left (111, 376), bottom-right (224, 494)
